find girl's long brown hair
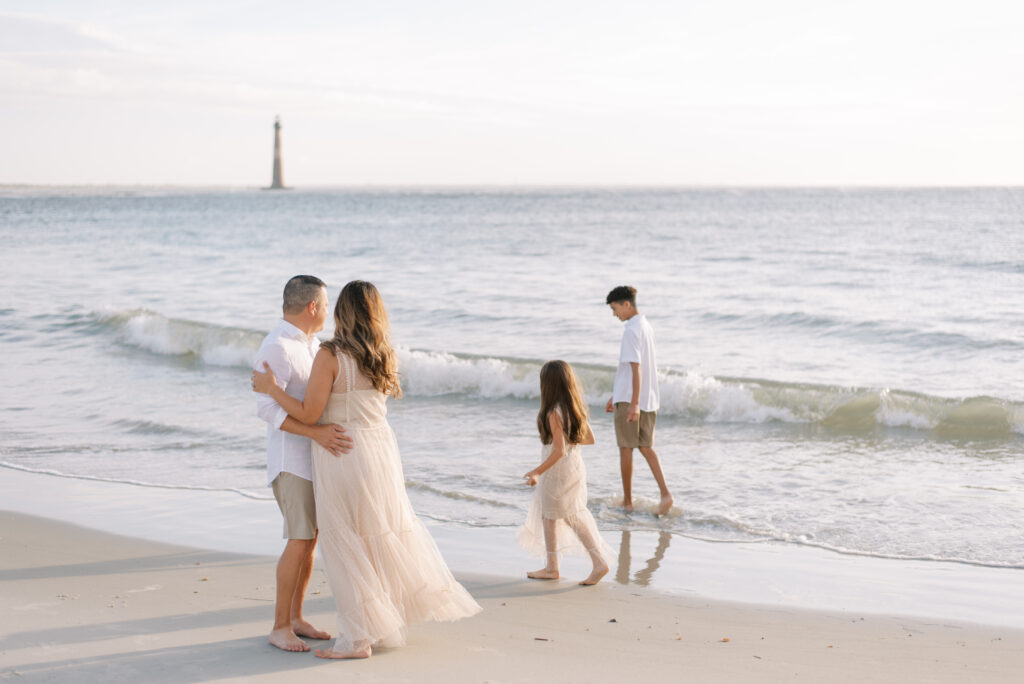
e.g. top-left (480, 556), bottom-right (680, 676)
top-left (537, 360), bottom-right (588, 445)
top-left (320, 280), bottom-right (402, 398)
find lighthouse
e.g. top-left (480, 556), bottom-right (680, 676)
top-left (267, 116), bottom-right (288, 190)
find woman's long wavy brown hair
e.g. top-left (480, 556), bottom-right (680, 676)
top-left (320, 280), bottom-right (402, 398)
top-left (537, 360), bottom-right (588, 445)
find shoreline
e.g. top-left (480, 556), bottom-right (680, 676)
top-left (2, 466), bottom-right (1023, 631)
top-left (3, 511), bottom-right (1023, 683)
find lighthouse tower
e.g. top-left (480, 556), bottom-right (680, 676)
top-left (267, 116), bottom-right (288, 190)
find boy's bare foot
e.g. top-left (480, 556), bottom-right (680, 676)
top-left (315, 645), bottom-right (372, 659)
top-left (579, 560), bottom-right (609, 586)
top-left (269, 627), bottom-right (310, 652)
top-left (656, 495), bottom-right (674, 516)
top-left (527, 568), bottom-right (560, 580)
top-left (292, 618), bottom-right (331, 641)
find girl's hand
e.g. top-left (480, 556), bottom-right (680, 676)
top-left (523, 471), bottom-right (538, 487)
top-left (252, 362), bottom-right (279, 394)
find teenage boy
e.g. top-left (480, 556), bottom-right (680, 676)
top-left (605, 285), bottom-right (674, 516)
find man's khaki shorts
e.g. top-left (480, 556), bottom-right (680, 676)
top-left (271, 472), bottom-right (317, 540)
top-left (614, 402), bottom-right (657, 448)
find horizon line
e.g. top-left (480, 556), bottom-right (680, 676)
top-left (2, 182), bottom-right (1023, 191)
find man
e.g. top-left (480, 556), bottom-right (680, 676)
top-left (254, 275), bottom-right (352, 652)
top-left (604, 285), bottom-right (674, 516)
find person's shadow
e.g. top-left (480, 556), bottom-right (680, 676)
top-left (614, 529), bottom-right (672, 587)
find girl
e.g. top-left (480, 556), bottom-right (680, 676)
top-left (253, 280), bottom-right (481, 659)
top-left (518, 360), bottom-right (613, 585)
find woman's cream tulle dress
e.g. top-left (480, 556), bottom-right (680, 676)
top-left (312, 353), bottom-right (481, 653)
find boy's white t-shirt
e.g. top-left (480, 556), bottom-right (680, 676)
top-left (612, 314), bottom-right (660, 412)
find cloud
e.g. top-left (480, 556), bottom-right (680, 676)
top-left (0, 10), bottom-right (548, 127)
top-left (0, 12), bottom-right (120, 55)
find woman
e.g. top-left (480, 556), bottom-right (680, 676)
top-left (253, 280), bottom-right (481, 659)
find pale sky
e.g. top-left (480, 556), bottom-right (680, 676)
top-left (3, 0), bottom-right (1023, 186)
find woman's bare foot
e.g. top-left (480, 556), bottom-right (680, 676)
top-left (656, 494), bottom-right (674, 516)
top-left (622, 500), bottom-right (634, 512)
top-left (269, 627), bottom-right (309, 652)
top-left (580, 559), bottom-right (610, 586)
top-left (315, 645), bottom-right (372, 659)
top-left (292, 618), bottom-right (331, 641)
top-left (527, 567), bottom-right (560, 580)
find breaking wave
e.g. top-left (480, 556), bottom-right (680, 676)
top-left (86, 309), bottom-right (1024, 439)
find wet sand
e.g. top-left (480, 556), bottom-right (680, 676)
top-left (2, 511), bottom-right (1022, 683)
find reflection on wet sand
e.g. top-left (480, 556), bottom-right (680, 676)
top-left (615, 530), bottom-right (672, 586)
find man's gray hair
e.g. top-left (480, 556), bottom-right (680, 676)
top-left (282, 275), bottom-right (326, 314)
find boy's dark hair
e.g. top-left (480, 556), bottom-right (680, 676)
top-left (606, 285), bottom-right (637, 306)
top-left (283, 275), bottom-right (326, 314)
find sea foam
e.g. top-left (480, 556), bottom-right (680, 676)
top-left (94, 309), bottom-right (1024, 439)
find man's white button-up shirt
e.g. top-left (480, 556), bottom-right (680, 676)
top-left (254, 319), bottom-right (319, 485)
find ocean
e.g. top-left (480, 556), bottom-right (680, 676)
top-left (1, 186), bottom-right (1022, 571)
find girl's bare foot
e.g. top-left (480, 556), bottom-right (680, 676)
top-left (292, 618), bottom-right (331, 641)
top-left (580, 559), bottom-right (609, 586)
top-left (527, 568), bottom-right (560, 580)
top-left (315, 645), bottom-right (371, 659)
top-left (656, 494), bottom-right (674, 516)
top-left (269, 627), bottom-right (309, 652)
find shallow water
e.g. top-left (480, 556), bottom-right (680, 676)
top-left (1, 186), bottom-right (1022, 568)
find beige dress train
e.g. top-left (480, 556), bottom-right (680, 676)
top-left (312, 352), bottom-right (481, 653)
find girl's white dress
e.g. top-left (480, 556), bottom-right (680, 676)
top-left (312, 353), bottom-right (481, 653)
top-left (516, 423), bottom-right (614, 560)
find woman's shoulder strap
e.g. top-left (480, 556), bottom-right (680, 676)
top-left (328, 349), bottom-right (343, 390)
top-left (344, 352), bottom-right (358, 392)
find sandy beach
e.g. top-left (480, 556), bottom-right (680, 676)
top-left (2, 511), bottom-right (1022, 683)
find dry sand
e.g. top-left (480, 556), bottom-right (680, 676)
top-left (2, 511), bottom-right (1022, 683)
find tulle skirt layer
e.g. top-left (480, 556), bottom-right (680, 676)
top-left (516, 445), bottom-right (614, 561)
top-left (312, 424), bottom-right (481, 653)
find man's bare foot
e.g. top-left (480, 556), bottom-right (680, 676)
top-left (292, 618), bottom-right (331, 641)
top-left (622, 500), bottom-right (633, 512)
top-left (315, 645), bottom-right (371, 659)
top-left (527, 568), bottom-right (560, 580)
top-left (656, 495), bottom-right (674, 516)
top-left (269, 627), bottom-right (310, 652)
top-left (580, 560), bottom-right (609, 586)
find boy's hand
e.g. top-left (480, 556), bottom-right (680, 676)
top-left (605, 397), bottom-right (614, 413)
top-left (523, 471), bottom-right (538, 487)
top-left (627, 403), bottom-right (640, 422)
